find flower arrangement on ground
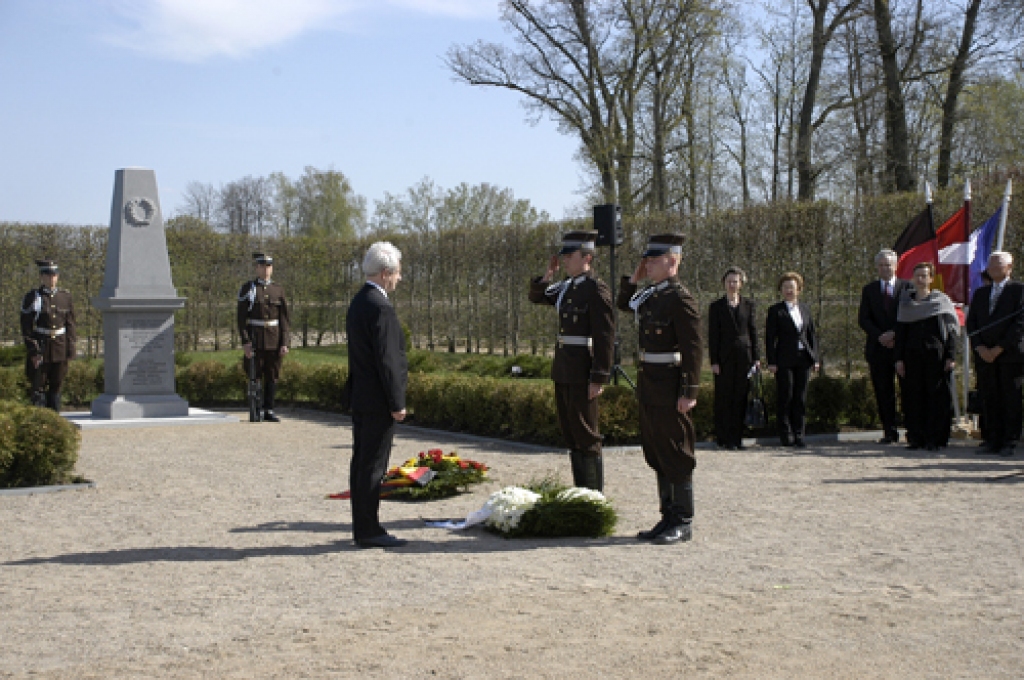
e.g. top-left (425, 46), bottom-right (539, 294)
top-left (482, 479), bottom-right (617, 538)
top-left (380, 449), bottom-right (488, 500)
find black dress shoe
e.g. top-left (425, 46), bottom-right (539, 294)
top-left (780, 437), bottom-right (792, 447)
top-left (638, 518), bottom-right (670, 541)
top-left (355, 533), bottom-right (408, 548)
top-left (793, 439), bottom-right (806, 448)
top-left (999, 446), bottom-right (1016, 457)
top-left (652, 523), bottom-right (692, 545)
top-left (735, 444), bottom-right (747, 451)
top-left (263, 411), bottom-right (281, 423)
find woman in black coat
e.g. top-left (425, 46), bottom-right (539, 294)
top-left (765, 271), bottom-right (819, 447)
top-left (708, 266), bottom-right (759, 449)
top-left (894, 262), bottom-right (958, 451)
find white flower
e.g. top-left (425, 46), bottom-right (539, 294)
top-left (484, 486), bottom-right (540, 532)
top-left (557, 487), bottom-right (607, 503)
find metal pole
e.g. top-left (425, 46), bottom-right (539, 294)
top-left (995, 179), bottom-right (1013, 251)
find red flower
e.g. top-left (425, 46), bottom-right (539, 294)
top-left (458, 461), bottom-right (469, 469)
top-left (428, 448), bottom-right (443, 456)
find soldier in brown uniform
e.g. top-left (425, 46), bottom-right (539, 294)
top-left (237, 253), bottom-right (290, 422)
top-left (20, 259), bottom-right (77, 411)
top-left (528, 230), bottom-right (615, 490)
top-left (617, 234), bottom-right (702, 544)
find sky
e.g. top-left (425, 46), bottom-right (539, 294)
top-left (0, 0), bottom-right (586, 226)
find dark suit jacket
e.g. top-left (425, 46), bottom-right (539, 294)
top-left (765, 300), bottom-right (819, 368)
top-left (966, 280), bottom-right (1024, 363)
top-left (346, 283), bottom-right (408, 414)
top-left (858, 278), bottom-right (910, 361)
top-left (708, 297), bottom-right (758, 367)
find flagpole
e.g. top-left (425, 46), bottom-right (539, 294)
top-left (960, 179), bottom-right (971, 428)
top-left (995, 179), bottom-right (1013, 251)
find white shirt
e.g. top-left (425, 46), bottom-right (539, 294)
top-left (880, 278), bottom-right (896, 297)
top-left (366, 280), bottom-right (387, 299)
top-left (787, 301), bottom-right (805, 349)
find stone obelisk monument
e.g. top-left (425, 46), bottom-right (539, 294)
top-left (91, 168), bottom-right (189, 419)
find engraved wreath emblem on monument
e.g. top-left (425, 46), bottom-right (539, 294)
top-left (124, 197), bottom-right (156, 227)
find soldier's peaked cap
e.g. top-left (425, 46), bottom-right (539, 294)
top-left (642, 233), bottom-right (684, 258)
top-left (35, 259), bottom-right (58, 274)
top-left (558, 230), bottom-right (599, 255)
top-left (252, 252), bottom-right (274, 265)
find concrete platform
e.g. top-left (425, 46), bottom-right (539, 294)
top-left (63, 408), bottom-right (238, 429)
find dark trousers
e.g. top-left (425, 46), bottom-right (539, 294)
top-left (554, 382), bottom-right (601, 456)
top-left (903, 352), bottom-right (951, 447)
top-left (713, 360), bottom-right (750, 446)
top-left (976, 360), bottom-right (1023, 448)
top-left (775, 361), bottom-right (811, 440)
top-left (25, 358), bottom-right (68, 410)
top-left (868, 352), bottom-right (900, 436)
top-left (350, 410), bottom-right (396, 540)
top-left (639, 402), bottom-right (696, 484)
top-left (247, 350), bottom-right (282, 408)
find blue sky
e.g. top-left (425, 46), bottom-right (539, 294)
top-left (0, 0), bottom-right (584, 226)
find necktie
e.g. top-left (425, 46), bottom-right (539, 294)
top-left (990, 286), bottom-right (1001, 314)
top-left (884, 282), bottom-right (893, 313)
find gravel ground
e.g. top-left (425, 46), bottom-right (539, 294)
top-left (2, 408), bottom-right (1023, 679)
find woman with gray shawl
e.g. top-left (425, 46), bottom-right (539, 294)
top-left (894, 262), bottom-right (959, 451)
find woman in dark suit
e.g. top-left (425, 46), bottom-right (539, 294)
top-left (708, 266), bottom-right (759, 450)
top-left (894, 262), bottom-right (958, 451)
top-left (765, 272), bottom-right (819, 447)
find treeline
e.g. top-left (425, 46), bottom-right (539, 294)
top-left (0, 173), bottom-right (1019, 374)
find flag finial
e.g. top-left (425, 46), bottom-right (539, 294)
top-left (964, 179), bottom-right (972, 202)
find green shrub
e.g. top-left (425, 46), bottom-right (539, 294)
top-left (806, 374), bottom-right (850, 432)
top-left (0, 345), bottom-right (27, 367)
top-left (0, 402), bottom-right (81, 488)
top-left (0, 367), bottom-right (27, 404)
top-left (407, 350), bottom-right (443, 374)
top-left (62, 361), bottom-right (103, 406)
top-left (276, 360), bottom-right (312, 403)
top-left (176, 360), bottom-right (243, 404)
top-left (305, 364), bottom-right (349, 410)
top-left (174, 352), bottom-right (195, 368)
top-left (846, 376), bottom-right (879, 429)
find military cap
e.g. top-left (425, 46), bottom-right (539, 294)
top-left (641, 234), bottom-right (684, 258)
top-left (558, 230), bottom-right (599, 255)
top-left (35, 259), bottom-right (59, 274)
top-left (252, 252), bottom-right (274, 265)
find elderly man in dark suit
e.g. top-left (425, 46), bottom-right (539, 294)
top-left (966, 251), bottom-right (1024, 457)
top-left (858, 249), bottom-right (910, 444)
top-left (346, 242), bottom-right (409, 548)
top-left (766, 272), bottom-right (820, 447)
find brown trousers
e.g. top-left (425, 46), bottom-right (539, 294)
top-left (639, 402), bottom-right (696, 483)
top-left (554, 382), bottom-right (601, 456)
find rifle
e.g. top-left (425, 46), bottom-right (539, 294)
top-left (248, 351), bottom-right (263, 423)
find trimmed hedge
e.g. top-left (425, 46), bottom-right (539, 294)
top-left (0, 401), bottom-right (81, 488)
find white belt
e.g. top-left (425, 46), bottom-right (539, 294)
top-left (248, 319), bottom-right (279, 327)
top-left (640, 350), bottom-right (681, 365)
top-left (34, 327), bottom-right (66, 337)
top-left (557, 335), bottom-right (592, 348)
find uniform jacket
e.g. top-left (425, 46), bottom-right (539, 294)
top-left (237, 279), bottom-right (290, 350)
top-left (616, 276), bottom-right (703, 406)
top-left (858, 278), bottom-right (910, 362)
top-left (20, 287), bottom-right (76, 363)
top-left (765, 300), bottom-right (819, 368)
top-left (707, 296), bottom-right (758, 368)
top-left (346, 282), bottom-right (408, 414)
top-left (528, 272), bottom-right (615, 384)
top-left (966, 280), bottom-right (1024, 363)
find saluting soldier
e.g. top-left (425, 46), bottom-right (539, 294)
top-left (237, 252), bottom-right (290, 422)
top-left (528, 230), bottom-right (615, 491)
top-left (617, 234), bottom-right (702, 545)
top-left (20, 259), bottom-right (77, 411)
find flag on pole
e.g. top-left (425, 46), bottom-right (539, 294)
top-left (894, 207), bottom-right (937, 280)
top-left (969, 205), bottom-right (1002, 302)
top-left (936, 206), bottom-right (970, 303)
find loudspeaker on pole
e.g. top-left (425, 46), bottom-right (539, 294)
top-left (593, 204), bottom-right (623, 247)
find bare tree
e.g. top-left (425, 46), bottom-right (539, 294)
top-left (179, 181), bottom-right (217, 224)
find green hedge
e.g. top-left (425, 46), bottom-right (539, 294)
top-left (0, 401), bottom-right (81, 488)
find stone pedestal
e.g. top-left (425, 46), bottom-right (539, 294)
top-left (91, 168), bottom-right (189, 419)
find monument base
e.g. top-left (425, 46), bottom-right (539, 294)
top-left (91, 394), bottom-right (190, 419)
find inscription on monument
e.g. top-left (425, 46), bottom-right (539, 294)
top-left (121, 315), bottom-right (173, 392)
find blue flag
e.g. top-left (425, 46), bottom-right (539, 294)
top-left (969, 206), bottom-right (1002, 302)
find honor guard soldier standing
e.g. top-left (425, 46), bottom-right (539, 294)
top-left (20, 259), bottom-right (77, 411)
top-left (528, 230), bottom-right (615, 491)
top-left (617, 234), bottom-right (702, 545)
top-left (238, 253), bottom-right (290, 422)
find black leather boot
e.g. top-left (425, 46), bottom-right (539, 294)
top-left (45, 390), bottom-right (61, 413)
top-left (264, 382), bottom-right (280, 422)
top-left (638, 475), bottom-right (672, 540)
top-left (653, 479), bottom-right (693, 545)
top-left (579, 455), bottom-right (603, 492)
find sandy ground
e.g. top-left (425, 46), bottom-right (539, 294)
top-left (2, 408), bottom-right (1023, 679)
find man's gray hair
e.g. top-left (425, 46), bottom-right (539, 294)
top-left (875, 248), bottom-right (898, 265)
top-left (990, 251), bottom-right (1013, 266)
top-left (362, 241), bottom-right (402, 276)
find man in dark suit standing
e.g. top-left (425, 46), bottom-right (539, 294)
top-left (346, 242), bottom-right (409, 548)
top-left (966, 251), bottom-right (1024, 457)
top-left (858, 249), bottom-right (910, 444)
